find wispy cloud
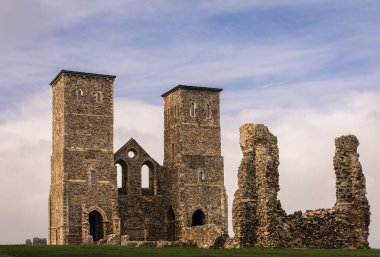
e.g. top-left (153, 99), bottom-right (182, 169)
top-left (0, 0), bottom-right (379, 247)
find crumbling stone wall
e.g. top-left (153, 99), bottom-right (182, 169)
top-left (181, 224), bottom-right (228, 248)
top-left (232, 124), bottom-right (370, 248)
top-left (114, 138), bottom-right (173, 241)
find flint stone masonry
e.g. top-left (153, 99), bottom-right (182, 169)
top-left (49, 70), bottom-right (370, 248)
top-left (232, 124), bottom-right (370, 248)
top-left (181, 224), bottom-right (228, 248)
top-left (49, 71), bottom-right (228, 246)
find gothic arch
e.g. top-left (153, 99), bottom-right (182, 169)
top-left (166, 206), bottom-right (176, 241)
top-left (87, 206), bottom-right (108, 222)
top-left (115, 159), bottom-right (128, 194)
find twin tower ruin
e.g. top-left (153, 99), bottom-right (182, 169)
top-left (48, 70), bottom-right (370, 248)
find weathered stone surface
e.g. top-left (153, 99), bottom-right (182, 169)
top-left (49, 73), bottom-right (228, 247)
top-left (49, 71), bottom-right (120, 245)
top-left (49, 70), bottom-right (369, 249)
top-left (232, 124), bottom-right (370, 248)
top-left (84, 235), bottom-right (93, 245)
top-left (181, 224), bottom-right (228, 248)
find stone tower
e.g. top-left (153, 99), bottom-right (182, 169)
top-left (161, 85), bottom-right (228, 237)
top-left (49, 70), bottom-right (120, 245)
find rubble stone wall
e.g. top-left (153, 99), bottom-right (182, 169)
top-left (232, 123), bottom-right (370, 248)
top-left (181, 224), bottom-right (228, 248)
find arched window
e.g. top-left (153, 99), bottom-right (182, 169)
top-left (191, 209), bottom-right (205, 227)
top-left (96, 91), bottom-right (103, 103)
top-left (141, 161), bottom-right (155, 196)
top-left (190, 102), bottom-right (195, 117)
top-left (76, 89), bottom-right (83, 101)
top-left (116, 164), bottom-right (122, 188)
top-left (141, 164), bottom-right (150, 188)
top-left (205, 104), bottom-right (211, 118)
top-left (115, 160), bottom-right (128, 194)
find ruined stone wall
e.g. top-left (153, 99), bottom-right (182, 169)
top-left (232, 123), bottom-right (370, 248)
top-left (114, 139), bottom-right (174, 241)
top-left (181, 224), bottom-right (228, 248)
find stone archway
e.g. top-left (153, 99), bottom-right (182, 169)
top-left (89, 210), bottom-right (104, 242)
top-left (191, 209), bottom-right (205, 227)
top-left (167, 206), bottom-right (176, 241)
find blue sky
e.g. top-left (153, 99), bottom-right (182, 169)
top-left (0, 0), bottom-right (380, 247)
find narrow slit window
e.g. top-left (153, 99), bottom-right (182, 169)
top-left (197, 171), bottom-right (205, 182)
top-left (190, 102), bottom-right (195, 117)
top-left (96, 92), bottom-right (102, 103)
top-left (205, 104), bottom-right (210, 118)
top-left (91, 171), bottom-right (96, 185)
top-left (171, 143), bottom-right (175, 161)
top-left (76, 89), bottom-right (83, 101)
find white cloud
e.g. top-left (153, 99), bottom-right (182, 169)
top-left (0, 0), bottom-right (379, 248)
top-left (0, 85), bottom-right (379, 247)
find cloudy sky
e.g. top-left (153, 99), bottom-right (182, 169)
top-left (0, 0), bottom-right (379, 247)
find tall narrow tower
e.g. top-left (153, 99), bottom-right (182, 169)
top-left (161, 85), bottom-right (228, 236)
top-left (49, 70), bottom-right (120, 245)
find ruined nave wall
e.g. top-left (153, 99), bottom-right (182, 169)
top-left (232, 124), bottom-right (370, 248)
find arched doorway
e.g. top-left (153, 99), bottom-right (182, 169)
top-left (167, 206), bottom-right (176, 241)
top-left (89, 210), bottom-right (104, 242)
top-left (191, 209), bottom-right (205, 227)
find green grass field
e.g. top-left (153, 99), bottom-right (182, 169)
top-left (0, 246), bottom-right (379, 257)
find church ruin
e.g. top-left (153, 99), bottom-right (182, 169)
top-left (48, 70), bottom-right (370, 248)
top-left (231, 124), bottom-right (370, 248)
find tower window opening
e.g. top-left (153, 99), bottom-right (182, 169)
top-left (205, 104), bottom-right (211, 118)
top-left (171, 143), bottom-right (175, 161)
top-left (197, 171), bottom-right (205, 182)
top-left (96, 92), bottom-right (103, 103)
top-left (76, 89), bottom-right (83, 101)
top-left (191, 209), bottom-right (205, 227)
top-left (91, 171), bottom-right (96, 185)
top-left (190, 102), bottom-right (195, 117)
